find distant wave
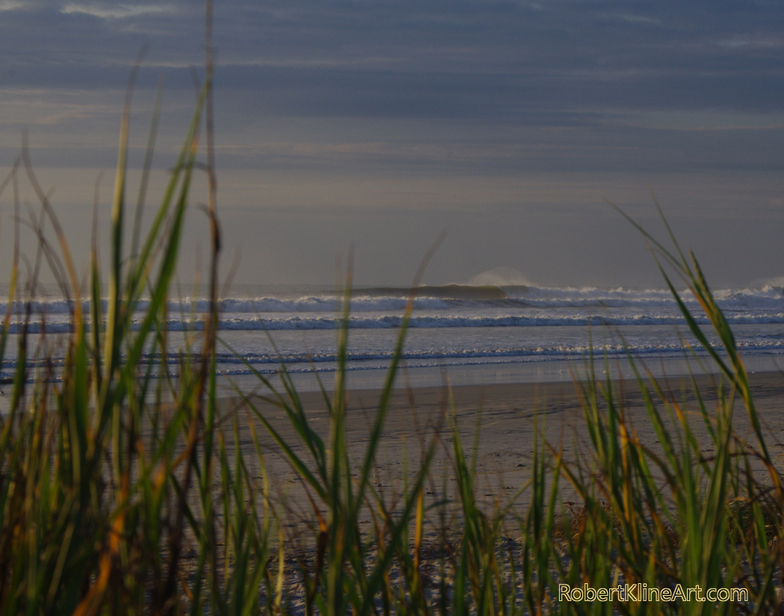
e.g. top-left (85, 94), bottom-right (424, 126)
top-left (6, 309), bottom-right (784, 334)
top-left (358, 284), bottom-right (513, 300)
top-left (0, 340), bottom-right (693, 370)
top-left (19, 335), bottom-right (779, 369)
top-left (212, 312), bottom-right (784, 331)
top-left (1, 285), bottom-right (783, 321)
top-left (174, 336), bottom-right (784, 375)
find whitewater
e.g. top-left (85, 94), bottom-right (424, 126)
top-left (2, 282), bottom-right (783, 391)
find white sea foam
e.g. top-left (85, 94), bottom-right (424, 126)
top-left (1, 285), bottom-right (782, 380)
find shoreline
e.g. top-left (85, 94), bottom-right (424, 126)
top-left (217, 351), bottom-right (784, 395)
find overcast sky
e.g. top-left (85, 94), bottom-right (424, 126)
top-left (0, 0), bottom-right (783, 288)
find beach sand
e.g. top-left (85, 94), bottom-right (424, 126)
top-left (214, 369), bottom-right (784, 535)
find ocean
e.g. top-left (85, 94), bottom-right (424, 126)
top-left (2, 283), bottom-right (784, 393)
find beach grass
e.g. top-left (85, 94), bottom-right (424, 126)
top-left (1, 11), bottom-right (784, 616)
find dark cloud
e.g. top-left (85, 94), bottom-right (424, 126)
top-left (3, 1), bottom-right (783, 122)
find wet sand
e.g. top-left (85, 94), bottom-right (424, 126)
top-left (214, 369), bottom-right (784, 529)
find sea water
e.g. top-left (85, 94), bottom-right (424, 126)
top-left (1, 283), bottom-right (783, 393)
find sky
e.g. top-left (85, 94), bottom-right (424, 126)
top-left (0, 0), bottom-right (783, 289)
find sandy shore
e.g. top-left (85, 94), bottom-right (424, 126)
top-left (213, 369), bottom-right (784, 532)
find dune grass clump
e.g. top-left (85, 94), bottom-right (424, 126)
top-left (0, 23), bottom-right (784, 616)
